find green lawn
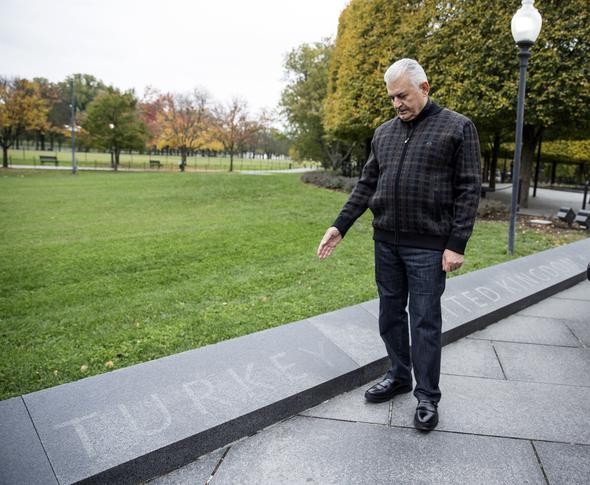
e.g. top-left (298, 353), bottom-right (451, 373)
top-left (0, 169), bottom-right (585, 400)
top-left (7, 148), bottom-right (319, 171)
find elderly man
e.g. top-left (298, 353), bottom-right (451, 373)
top-left (317, 58), bottom-right (481, 431)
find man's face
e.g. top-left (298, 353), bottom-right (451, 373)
top-left (386, 75), bottom-right (430, 121)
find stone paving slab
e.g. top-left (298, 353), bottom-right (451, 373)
top-left (468, 314), bottom-right (581, 347)
top-left (360, 299), bottom-right (379, 318)
top-left (567, 320), bottom-right (590, 347)
top-left (300, 378), bottom-right (390, 425)
top-left (22, 320), bottom-right (360, 484)
top-left (389, 374), bottom-right (590, 444)
top-left (494, 341), bottom-right (590, 387)
top-left (209, 416), bottom-right (545, 484)
top-left (440, 339), bottom-right (505, 380)
top-left (519, 296), bottom-right (590, 323)
top-left (534, 441), bottom-right (590, 485)
top-left (147, 447), bottom-right (224, 485)
top-left (0, 397), bottom-right (58, 485)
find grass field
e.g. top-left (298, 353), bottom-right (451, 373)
top-left (0, 169), bottom-right (586, 400)
top-left (7, 148), bottom-right (319, 172)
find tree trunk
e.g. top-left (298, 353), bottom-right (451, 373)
top-left (532, 128), bottom-right (544, 197)
top-left (229, 151), bottom-right (234, 172)
top-left (482, 150), bottom-right (490, 184)
top-left (2, 146), bottom-right (8, 168)
top-left (489, 132), bottom-right (501, 191)
top-left (114, 148), bottom-right (119, 171)
top-left (179, 149), bottom-right (187, 172)
top-left (518, 125), bottom-right (542, 208)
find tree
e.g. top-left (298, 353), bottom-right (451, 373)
top-left (324, 1), bottom-right (435, 144)
top-left (58, 74), bottom-right (107, 114)
top-left (139, 87), bottom-right (166, 152)
top-left (323, 0), bottom-right (589, 204)
top-left (33, 77), bottom-right (69, 151)
top-left (421, 0), bottom-right (590, 206)
top-left (419, 1), bottom-right (515, 190)
top-left (156, 90), bottom-right (211, 172)
top-left (213, 98), bottom-right (262, 172)
top-left (280, 39), bottom-right (350, 170)
top-left (84, 88), bottom-right (149, 170)
top-left (0, 77), bottom-right (49, 167)
top-left (252, 127), bottom-right (291, 160)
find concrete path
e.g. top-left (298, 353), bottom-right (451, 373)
top-left (151, 280), bottom-right (590, 485)
top-left (487, 184), bottom-right (589, 218)
top-left (6, 164), bottom-right (317, 175)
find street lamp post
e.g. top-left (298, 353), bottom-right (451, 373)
top-left (70, 81), bottom-right (77, 175)
top-left (109, 123), bottom-right (116, 171)
top-left (508, 0), bottom-right (542, 255)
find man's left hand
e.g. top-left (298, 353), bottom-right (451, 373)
top-left (442, 249), bottom-right (464, 273)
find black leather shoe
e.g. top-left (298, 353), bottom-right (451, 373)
top-left (414, 400), bottom-right (438, 431)
top-left (364, 377), bottom-right (412, 403)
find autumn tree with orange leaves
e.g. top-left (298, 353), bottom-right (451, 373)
top-left (213, 98), bottom-right (264, 172)
top-left (0, 77), bottom-right (49, 167)
top-left (156, 89), bottom-right (212, 172)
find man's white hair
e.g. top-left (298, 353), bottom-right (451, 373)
top-left (384, 58), bottom-right (428, 87)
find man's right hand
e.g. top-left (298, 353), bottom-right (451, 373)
top-left (317, 227), bottom-right (342, 260)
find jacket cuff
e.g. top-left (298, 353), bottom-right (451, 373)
top-left (332, 216), bottom-right (353, 238)
top-left (446, 235), bottom-right (467, 255)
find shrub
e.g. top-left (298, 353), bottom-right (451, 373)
top-left (477, 198), bottom-right (509, 219)
top-left (301, 171), bottom-right (357, 193)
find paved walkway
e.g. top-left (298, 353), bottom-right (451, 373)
top-left (487, 184), bottom-right (589, 218)
top-left (6, 164), bottom-right (318, 175)
top-left (151, 280), bottom-right (590, 485)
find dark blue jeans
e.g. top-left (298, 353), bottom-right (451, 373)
top-left (374, 241), bottom-right (446, 402)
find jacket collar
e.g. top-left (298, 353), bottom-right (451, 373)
top-left (400, 99), bottom-right (442, 126)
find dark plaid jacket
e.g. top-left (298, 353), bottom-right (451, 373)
top-left (333, 100), bottom-right (481, 254)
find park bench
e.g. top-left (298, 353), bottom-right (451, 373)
top-left (39, 155), bottom-right (58, 166)
top-left (149, 160), bottom-right (161, 169)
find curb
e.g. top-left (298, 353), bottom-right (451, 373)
top-left (1, 238), bottom-right (589, 484)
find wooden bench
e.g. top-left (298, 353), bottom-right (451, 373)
top-left (149, 160), bottom-right (161, 169)
top-left (39, 155), bottom-right (58, 166)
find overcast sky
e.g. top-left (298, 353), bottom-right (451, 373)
top-left (0, 0), bottom-right (349, 114)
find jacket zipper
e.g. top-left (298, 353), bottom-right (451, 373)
top-left (393, 123), bottom-right (414, 244)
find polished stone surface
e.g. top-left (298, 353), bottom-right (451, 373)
top-left (389, 374), bottom-right (590, 444)
top-left (438, 238), bottom-right (590, 334)
top-left (308, 304), bottom-right (384, 366)
top-left (0, 397), bottom-right (58, 485)
top-left (148, 447), bottom-right (225, 485)
top-left (301, 378), bottom-right (390, 425)
top-left (209, 416), bottom-right (544, 484)
top-left (441, 338), bottom-right (505, 379)
top-left (534, 441), bottom-right (590, 485)
top-left (519, 296), bottom-right (590, 323)
top-left (150, 281), bottom-right (590, 484)
top-left (494, 341), bottom-right (590, 387)
top-left (468, 314), bottom-right (580, 347)
top-left (23, 320), bottom-right (359, 484)
top-left (566, 320), bottom-right (590, 347)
